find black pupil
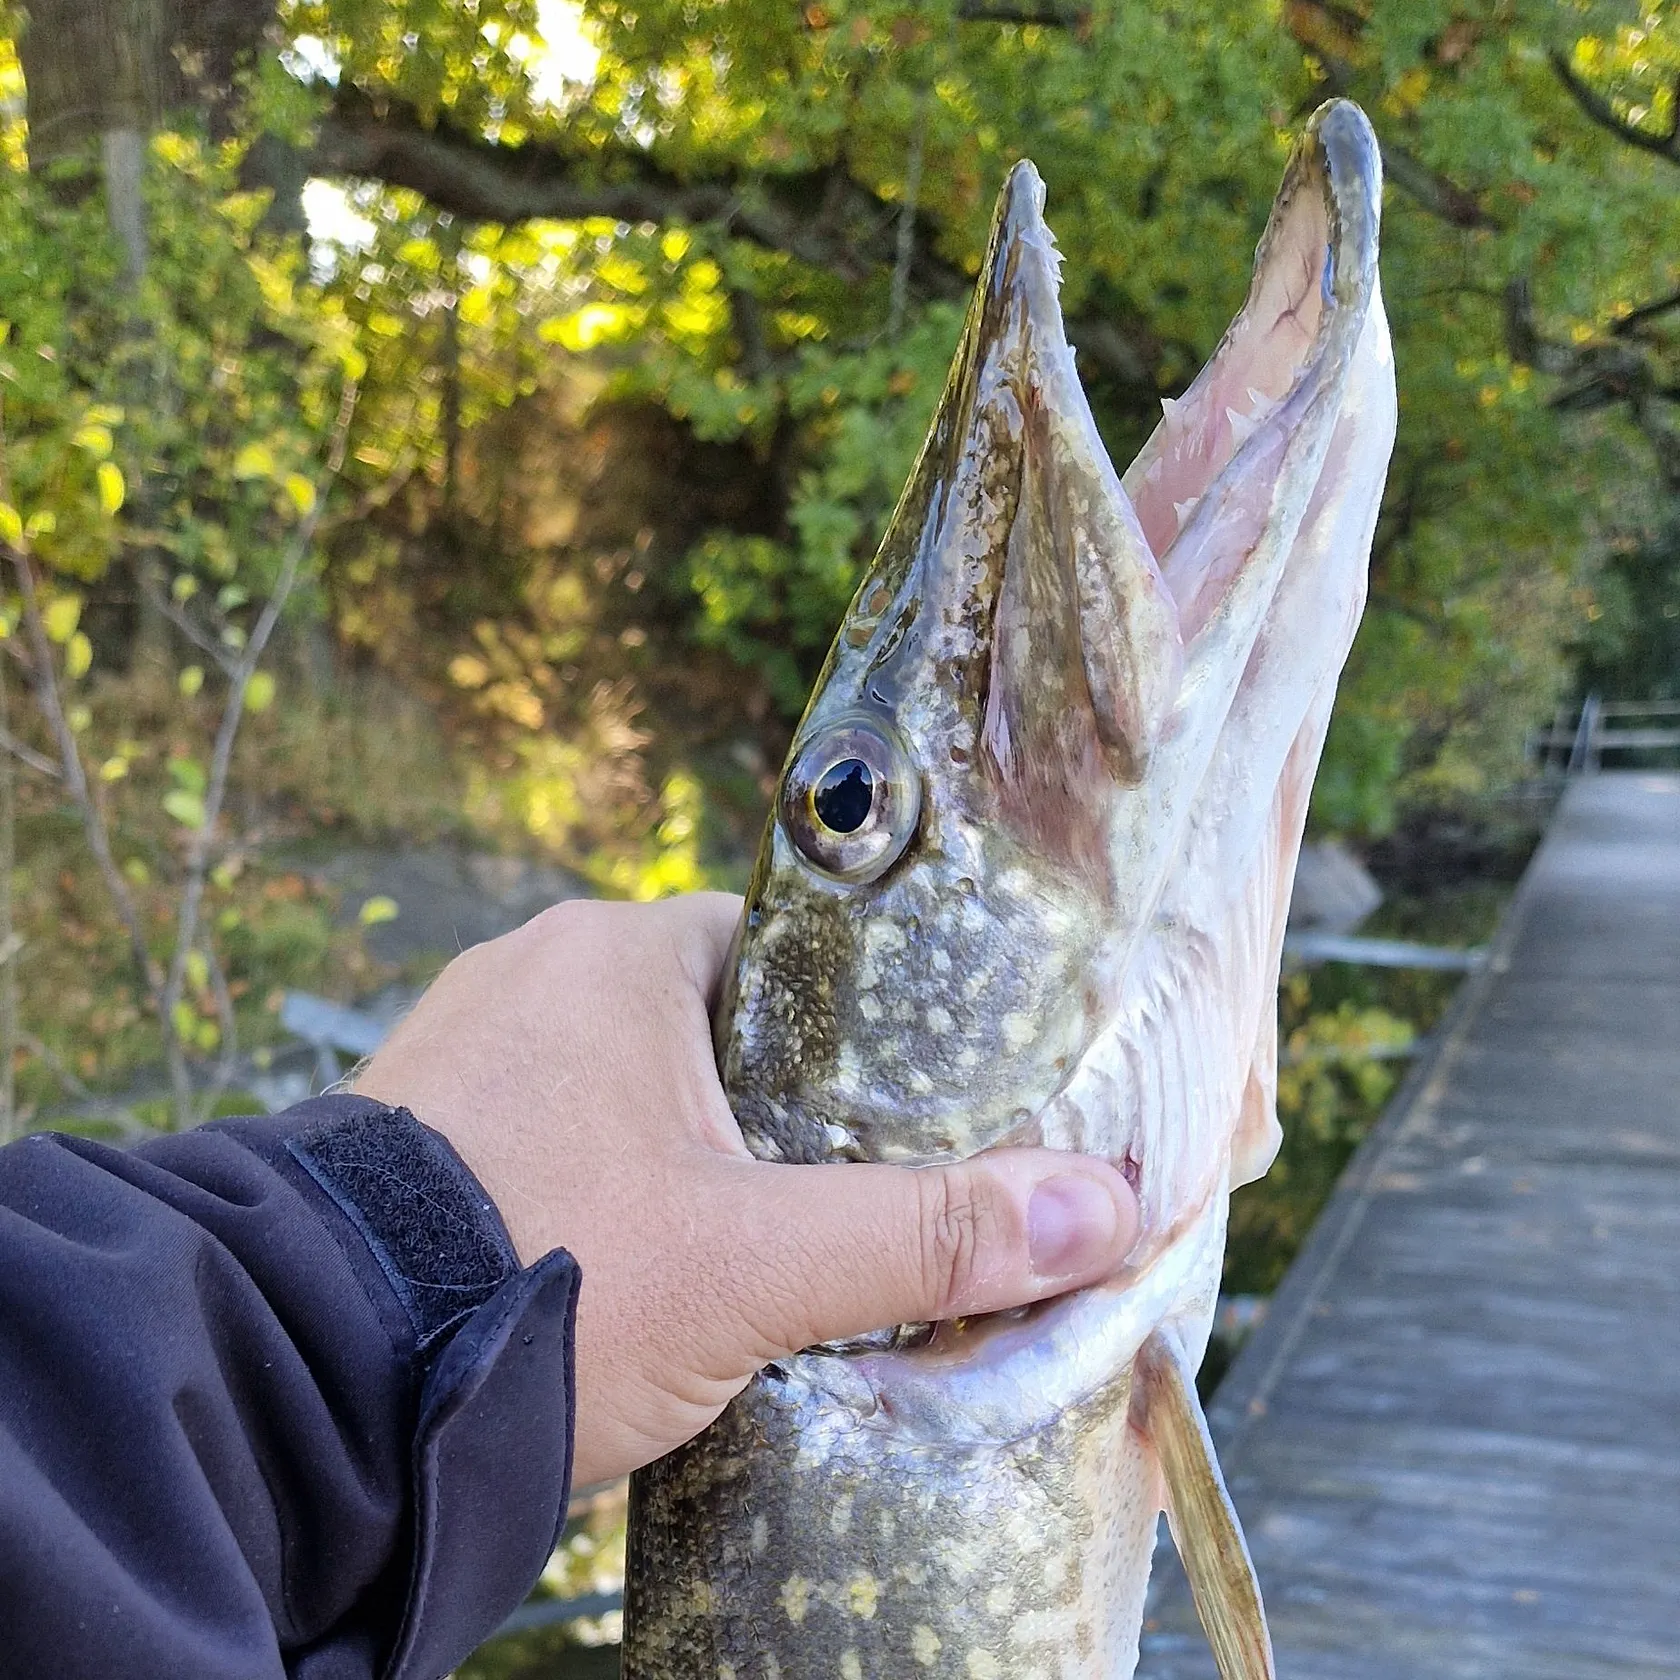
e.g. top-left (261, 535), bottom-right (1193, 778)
top-left (813, 759), bottom-right (875, 834)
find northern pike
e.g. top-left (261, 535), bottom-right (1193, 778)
top-left (623, 99), bottom-right (1395, 1680)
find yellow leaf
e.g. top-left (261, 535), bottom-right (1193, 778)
top-left (185, 950), bottom-right (209, 993)
top-left (65, 631), bottom-right (92, 679)
top-left (358, 895), bottom-right (399, 927)
top-left (245, 670), bottom-right (276, 712)
top-left (72, 423), bottom-right (114, 458)
top-left (448, 654), bottom-right (491, 688)
top-left (172, 574), bottom-right (199, 601)
top-left (540, 302), bottom-right (636, 351)
top-left (43, 595), bottom-right (81, 643)
top-left (0, 503), bottom-right (20, 547)
top-left (233, 442), bottom-right (276, 480)
top-left (178, 665), bottom-right (204, 697)
top-left (25, 509), bottom-right (56, 538)
top-left (96, 460), bottom-right (125, 515)
top-left (283, 474), bottom-right (316, 517)
top-left (98, 756), bottom-right (128, 782)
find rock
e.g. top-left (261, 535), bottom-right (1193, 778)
top-left (1288, 839), bottom-right (1382, 934)
top-left (301, 845), bottom-right (590, 966)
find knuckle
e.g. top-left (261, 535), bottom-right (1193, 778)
top-left (916, 1170), bottom-right (999, 1318)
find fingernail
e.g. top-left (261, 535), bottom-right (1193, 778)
top-left (1027, 1172), bottom-right (1121, 1278)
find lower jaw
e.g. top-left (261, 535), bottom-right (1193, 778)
top-left (792, 1190), bottom-right (1230, 1448)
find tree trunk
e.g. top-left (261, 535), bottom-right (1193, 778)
top-left (18, 0), bottom-right (282, 266)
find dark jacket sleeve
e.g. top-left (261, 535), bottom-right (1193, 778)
top-left (0, 1094), bottom-right (580, 1680)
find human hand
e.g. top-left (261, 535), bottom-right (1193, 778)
top-left (354, 893), bottom-right (1140, 1488)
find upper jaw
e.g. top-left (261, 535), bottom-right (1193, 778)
top-left (817, 101), bottom-right (1384, 856)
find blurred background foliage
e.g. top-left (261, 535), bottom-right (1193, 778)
top-left (1, 0), bottom-right (1675, 1658)
top-left (0, 0), bottom-right (1670, 1163)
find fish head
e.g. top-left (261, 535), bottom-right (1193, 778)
top-left (716, 157), bottom-right (1176, 1167)
top-left (717, 100), bottom-right (1396, 1302)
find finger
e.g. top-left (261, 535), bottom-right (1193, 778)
top-left (648, 891), bottom-right (744, 1000)
top-left (712, 1147), bottom-right (1140, 1362)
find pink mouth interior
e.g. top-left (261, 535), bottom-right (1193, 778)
top-left (1121, 183), bottom-right (1332, 640)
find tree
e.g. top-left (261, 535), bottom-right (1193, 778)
top-left (4, 0), bottom-right (1678, 852)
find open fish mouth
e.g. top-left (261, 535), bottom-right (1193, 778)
top-left (801, 101), bottom-right (1388, 1422)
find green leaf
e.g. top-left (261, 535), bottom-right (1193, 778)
top-left (178, 665), bottom-right (204, 697)
top-left (99, 756), bottom-right (129, 782)
top-left (185, 950), bottom-right (210, 993)
top-left (245, 670), bottom-right (276, 712)
top-left (43, 596), bottom-right (81, 644)
top-left (358, 895), bottom-right (400, 927)
top-left (65, 631), bottom-right (92, 679)
top-left (163, 788), bottom-right (207, 830)
top-left (96, 460), bottom-right (125, 515)
top-left (168, 756), bottom-right (207, 795)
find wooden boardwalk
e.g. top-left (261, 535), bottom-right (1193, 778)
top-left (1139, 771), bottom-right (1680, 1680)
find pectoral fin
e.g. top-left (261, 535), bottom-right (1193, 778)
top-left (1135, 1327), bottom-right (1276, 1680)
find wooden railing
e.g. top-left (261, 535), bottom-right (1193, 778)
top-left (1528, 694), bottom-right (1680, 775)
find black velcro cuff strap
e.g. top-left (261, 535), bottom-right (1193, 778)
top-left (286, 1104), bottom-right (520, 1351)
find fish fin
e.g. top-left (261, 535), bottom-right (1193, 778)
top-left (1136, 1327), bottom-right (1276, 1680)
top-left (1231, 1056), bottom-right (1283, 1190)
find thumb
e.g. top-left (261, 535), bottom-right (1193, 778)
top-left (721, 1147), bottom-right (1140, 1361)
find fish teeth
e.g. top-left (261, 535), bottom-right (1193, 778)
top-left (1225, 405), bottom-right (1261, 448)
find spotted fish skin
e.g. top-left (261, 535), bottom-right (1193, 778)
top-left (625, 100), bottom-right (1395, 1680)
top-left (626, 1365), bottom-right (1154, 1677)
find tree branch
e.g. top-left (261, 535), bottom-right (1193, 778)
top-left (18, 1029), bottom-right (147, 1137)
top-left (0, 724), bottom-right (61, 779)
top-left (1550, 48), bottom-right (1680, 164)
top-left (159, 379), bottom-right (359, 1080)
top-left (312, 87), bottom-right (1161, 395)
top-left (1613, 286), bottom-right (1680, 338)
top-left (1379, 141), bottom-right (1500, 230)
top-left (140, 570), bottom-right (241, 677)
top-left (956, 2), bottom-right (1080, 23)
top-left (0, 402), bottom-right (164, 1010)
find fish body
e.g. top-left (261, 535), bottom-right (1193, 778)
top-left (624, 100), bottom-right (1396, 1680)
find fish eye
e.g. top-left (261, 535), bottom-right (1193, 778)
top-left (780, 715), bottom-right (920, 884)
top-left (812, 759), bottom-right (873, 833)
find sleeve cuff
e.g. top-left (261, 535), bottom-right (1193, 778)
top-left (218, 1096), bottom-right (582, 1679)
